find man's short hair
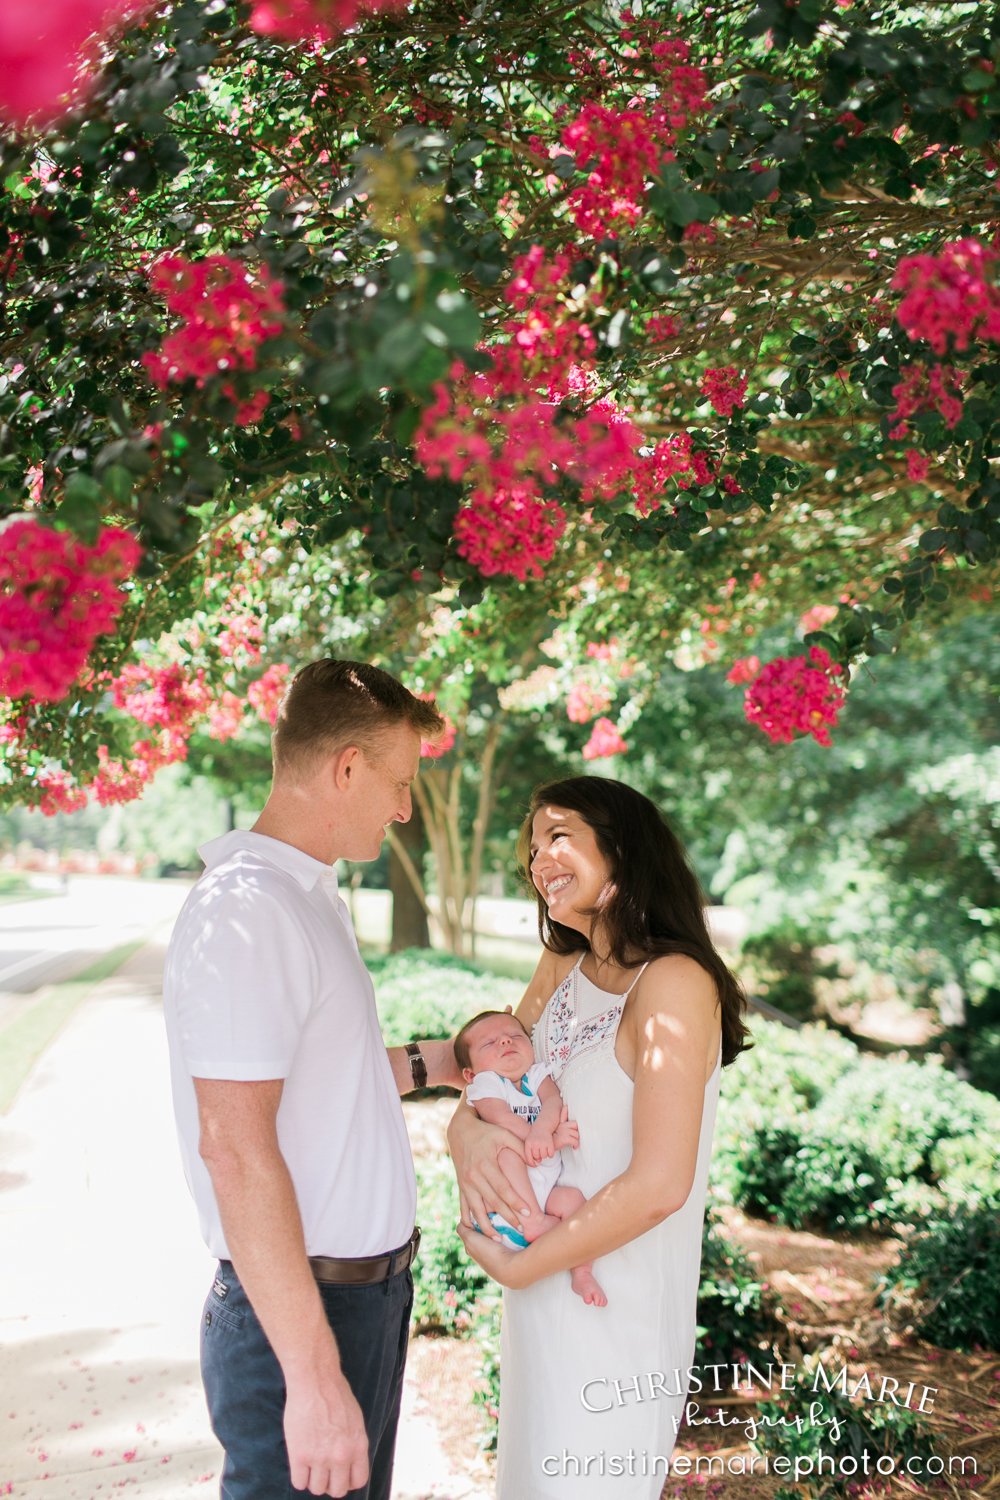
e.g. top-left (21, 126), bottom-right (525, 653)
top-left (454, 1010), bottom-right (529, 1073)
top-left (271, 659), bottom-right (445, 775)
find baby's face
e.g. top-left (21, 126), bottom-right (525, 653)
top-left (463, 1015), bottom-right (535, 1084)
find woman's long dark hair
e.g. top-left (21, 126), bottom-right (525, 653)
top-left (517, 776), bottom-right (752, 1067)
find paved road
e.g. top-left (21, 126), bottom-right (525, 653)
top-left (0, 878), bottom-right (192, 1001)
top-left (0, 889), bottom-right (491, 1500)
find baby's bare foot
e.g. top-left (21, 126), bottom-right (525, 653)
top-left (522, 1213), bottom-right (561, 1242)
top-left (571, 1267), bottom-right (608, 1306)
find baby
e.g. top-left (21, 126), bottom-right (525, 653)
top-left (454, 1009), bottom-right (607, 1306)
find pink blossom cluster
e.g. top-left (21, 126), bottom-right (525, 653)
top-left (0, 518), bottom-right (141, 703)
top-left (892, 238), bottom-right (1000, 354)
top-left (112, 661), bottom-right (213, 737)
top-left (0, 0), bottom-right (150, 129)
top-left (248, 0), bottom-right (406, 42)
top-left (418, 252), bottom-right (747, 571)
top-left (738, 647), bottom-right (847, 748)
top-left (36, 769), bottom-right (89, 817)
top-left (247, 663), bottom-right (290, 726)
top-left (451, 489), bottom-right (567, 581)
top-left (90, 662), bottom-right (217, 806)
top-left (418, 251), bottom-right (702, 573)
top-left (632, 433), bottom-right (695, 514)
top-left (582, 717), bottom-right (627, 759)
top-left (888, 364), bottom-right (964, 440)
top-left (417, 693), bottom-right (457, 758)
top-left (217, 597), bottom-right (264, 663)
top-left (906, 449), bottom-right (931, 482)
top-left (142, 255), bottom-right (285, 425)
top-left (645, 313), bottom-right (680, 343)
top-left (558, 35), bottom-right (705, 238)
top-left (417, 252), bottom-right (627, 575)
top-left (725, 656), bottom-right (760, 686)
top-left (3, 651), bottom-right (251, 815)
top-left (208, 690), bottom-right (246, 742)
top-left (700, 366), bottom-right (748, 418)
top-left (566, 681), bottom-right (613, 723)
top-left (562, 104), bottom-right (665, 237)
top-left (798, 603), bottom-right (838, 634)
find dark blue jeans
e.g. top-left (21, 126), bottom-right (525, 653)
top-left (201, 1260), bottom-right (413, 1500)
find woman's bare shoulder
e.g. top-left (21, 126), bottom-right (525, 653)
top-left (638, 951), bottom-right (720, 1007)
top-left (515, 946), bottom-right (579, 1028)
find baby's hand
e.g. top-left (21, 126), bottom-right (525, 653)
top-left (525, 1123), bottom-right (555, 1165)
top-left (552, 1105), bottom-right (580, 1152)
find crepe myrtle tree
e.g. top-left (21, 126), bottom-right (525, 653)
top-left (1, 0), bottom-right (1000, 818)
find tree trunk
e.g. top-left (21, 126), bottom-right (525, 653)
top-left (390, 802), bottom-right (430, 952)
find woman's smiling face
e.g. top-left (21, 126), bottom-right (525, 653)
top-left (529, 804), bottom-right (612, 934)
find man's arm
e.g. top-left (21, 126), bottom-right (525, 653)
top-left (386, 1039), bottom-right (464, 1095)
top-left (194, 1077), bottom-right (369, 1500)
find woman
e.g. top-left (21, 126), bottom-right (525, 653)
top-left (448, 777), bottom-right (750, 1499)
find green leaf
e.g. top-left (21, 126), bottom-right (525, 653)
top-left (377, 318), bottom-right (428, 373)
top-left (962, 70), bottom-right (996, 94)
top-left (424, 289), bottom-right (481, 350)
top-left (952, 415), bottom-right (983, 444)
top-left (454, 138), bottom-right (488, 162)
top-left (58, 473), bottom-right (103, 543)
top-left (101, 464), bottom-right (134, 505)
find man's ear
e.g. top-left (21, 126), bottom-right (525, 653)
top-left (504, 1004), bottom-right (513, 1014)
top-left (331, 744), bottom-right (363, 792)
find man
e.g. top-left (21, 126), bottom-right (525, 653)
top-left (163, 660), bottom-right (505, 1500)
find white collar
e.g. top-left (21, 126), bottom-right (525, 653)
top-left (198, 830), bottom-right (336, 893)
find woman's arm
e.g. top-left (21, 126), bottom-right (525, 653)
top-left (458, 954), bottom-right (720, 1287)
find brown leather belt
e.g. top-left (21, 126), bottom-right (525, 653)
top-left (308, 1226), bottom-right (420, 1286)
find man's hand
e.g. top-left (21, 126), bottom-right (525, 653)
top-left (194, 1078), bottom-right (371, 1498)
top-left (284, 1365), bottom-right (369, 1497)
top-left (551, 1105), bottom-right (579, 1152)
top-left (525, 1122), bottom-right (555, 1166)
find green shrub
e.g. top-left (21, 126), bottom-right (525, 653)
top-left (696, 1214), bottom-right (777, 1363)
top-left (412, 1155), bottom-right (492, 1331)
top-left (753, 1352), bottom-right (937, 1500)
top-left (412, 1154), bottom-right (502, 1451)
top-left (370, 948), bottom-right (521, 1047)
top-left (715, 1024), bottom-right (1000, 1231)
top-left (878, 1201), bottom-right (1000, 1352)
top-left (711, 1017), bottom-right (859, 1207)
top-left (813, 1060), bottom-right (1000, 1183)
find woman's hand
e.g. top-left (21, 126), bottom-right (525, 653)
top-left (456, 1223), bottom-right (533, 1289)
top-left (446, 1100), bottom-right (529, 1240)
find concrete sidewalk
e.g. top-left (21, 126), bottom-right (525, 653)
top-left (0, 931), bottom-right (492, 1500)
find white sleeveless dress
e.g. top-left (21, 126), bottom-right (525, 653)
top-left (495, 955), bottom-right (722, 1500)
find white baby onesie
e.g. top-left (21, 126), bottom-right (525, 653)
top-left (466, 1060), bottom-right (564, 1216)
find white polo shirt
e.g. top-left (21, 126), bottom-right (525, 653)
top-left (162, 830), bottom-right (416, 1260)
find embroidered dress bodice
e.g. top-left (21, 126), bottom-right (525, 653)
top-left (534, 954), bottom-right (646, 1085)
top-left (495, 955), bottom-right (722, 1500)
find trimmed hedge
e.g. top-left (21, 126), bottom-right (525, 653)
top-left (712, 1021), bottom-right (1000, 1232)
top-left (370, 947), bottom-right (521, 1048)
